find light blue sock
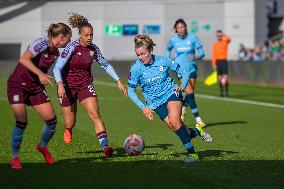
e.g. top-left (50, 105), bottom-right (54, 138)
top-left (96, 131), bottom-right (109, 149)
top-left (40, 117), bottom-right (57, 148)
top-left (12, 121), bottom-right (27, 157)
top-left (185, 93), bottom-right (200, 118)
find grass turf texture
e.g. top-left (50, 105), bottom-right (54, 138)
top-left (0, 76), bottom-right (283, 189)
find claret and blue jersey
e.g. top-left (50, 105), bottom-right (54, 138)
top-left (128, 55), bottom-right (189, 110)
top-left (53, 39), bottom-right (120, 88)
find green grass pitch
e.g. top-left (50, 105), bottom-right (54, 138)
top-left (0, 76), bottom-right (284, 189)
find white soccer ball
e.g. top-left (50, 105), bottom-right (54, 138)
top-left (123, 134), bottom-right (145, 155)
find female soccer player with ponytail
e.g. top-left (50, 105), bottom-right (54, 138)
top-left (7, 23), bottom-right (72, 169)
top-left (128, 35), bottom-right (212, 163)
top-left (53, 13), bottom-right (127, 158)
top-left (166, 18), bottom-right (206, 127)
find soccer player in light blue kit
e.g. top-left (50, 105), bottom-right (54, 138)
top-left (128, 35), bottom-right (212, 162)
top-left (166, 18), bottom-right (206, 127)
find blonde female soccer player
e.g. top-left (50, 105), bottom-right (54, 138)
top-left (128, 35), bottom-right (213, 162)
top-left (8, 23), bottom-right (72, 169)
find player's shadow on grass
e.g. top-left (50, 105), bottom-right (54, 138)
top-left (171, 149), bottom-right (238, 160)
top-left (77, 144), bottom-right (174, 157)
top-left (77, 148), bottom-right (157, 158)
top-left (205, 120), bottom-right (248, 127)
top-left (1, 159), bottom-right (283, 189)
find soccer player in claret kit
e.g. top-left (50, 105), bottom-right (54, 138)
top-left (7, 23), bottom-right (72, 169)
top-left (128, 35), bottom-right (213, 162)
top-left (166, 18), bottom-right (206, 127)
top-left (53, 13), bottom-right (127, 158)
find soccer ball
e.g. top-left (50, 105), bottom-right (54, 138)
top-left (123, 134), bottom-right (145, 155)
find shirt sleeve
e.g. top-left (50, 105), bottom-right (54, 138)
top-left (92, 44), bottom-right (120, 81)
top-left (192, 35), bottom-right (205, 59)
top-left (53, 41), bottom-right (76, 83)
top-left (27, 38), bottom-right (48, 57)
top-left (127, 66), bottom-right (145, 109)
top-left (223, 34), bottom-right (231, 44)
top-left (165, 39), bottom-right (174, 58)
top-left (166, 57), bottom-right (189, 90)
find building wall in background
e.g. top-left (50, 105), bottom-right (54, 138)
top-left (0, 2), bottom-right (42, 57)
top-left (0, 0), bottom-right (282, 60)
top-left (224, 0), bottom-right (255, 59)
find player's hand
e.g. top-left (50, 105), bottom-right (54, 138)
top-left (38, 73), bottom-right (53, 86)
top-left (57, 82), bottom-right (66, 99)
top-left (117, 80), bottom-right (128, 97)
top-left (142, 107), bottom-right (154, 121)
top-left (189, 56), bottom-right (198, 61)
top-left (212, 64), bottom-right (217, 70)
top-left (174, 86), bottom-right (184, 92)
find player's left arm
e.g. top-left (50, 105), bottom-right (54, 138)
top-left (93, 44), bottom-right (127, 96)
top-left (189, 35), bottom-right (205, 60)
top-left (127, 67), bottom-right (146, 109)
top-left (165, 39), bottom-right (174, 59)
top-left (166, 57), bottom-right (189, 91)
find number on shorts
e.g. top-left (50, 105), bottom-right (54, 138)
top-left (88, 84), bottom-right (96, 96)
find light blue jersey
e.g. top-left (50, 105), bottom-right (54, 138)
top-left (166, 34), bottom-right (205, 75)
top-left (128, 55), bottom-right (189, 110)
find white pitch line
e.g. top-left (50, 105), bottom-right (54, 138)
top-left (196, 94), bottom-right (284, 109)
top-left (95, 80), bottom-right (284, 109)
top-left (1, 81), bottom-right (283, 109)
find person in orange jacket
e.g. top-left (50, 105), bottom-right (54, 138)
top-left (212, 30), bottom-right (231, 97)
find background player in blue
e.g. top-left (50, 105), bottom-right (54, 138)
top-left (128, 35), bottom-right (213, 162)
top-left (166, 18), bottom-right (206, 127)
top-left (7, 23), bottom-right (72, 169)
top-left (53, 13), bottom-right (127, 158)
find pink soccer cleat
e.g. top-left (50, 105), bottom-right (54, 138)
top-left (36, 144), bottom-right (55, 165)
top-left (103, 146), bottom-right (113, 158)
top-left (11, 156), bottom-right (22, 170)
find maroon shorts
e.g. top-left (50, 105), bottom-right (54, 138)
top-left (60, 84), bottom-right (97, 107)
top-left (7, 82), bottom-right (50, 106)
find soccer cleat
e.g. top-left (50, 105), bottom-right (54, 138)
top-left (196, 124), bottom-right (213, 143)
top-left (195, 117), bottom-right (206, 127)
top-left (103, 146), bottom-right (113, 158)
top-left (36, 144), bottom-right (55, 165)
top-left (184, 153), bottom-right (199, 163)
top-left (11, 156), bottom-right (22, 169)
top-left (181, 106), bottom-right (186, 121)
top-left (64, 129), bottom-right (72, 144)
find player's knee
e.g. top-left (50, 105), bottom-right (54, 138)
top-left (168, 118), bottom-right (181, 129)
top-left (88, 111), bottom-right (101, 121)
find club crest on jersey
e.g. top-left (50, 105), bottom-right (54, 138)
top-left (33, 46), bottom-right (41, 52)
top-left (61, 52), bottom-right (68, 58)
top-left (77, 52), bottom-right (81, 56)
top-left (43, 54), bottom-right (48, 58)
top-left (90, 50), bottom-right (95, 57)
top-left (159, 66), bottom-right (164, 72)
top-left (33, 40), bottom-right (47, 52)
top-left (13, 95), bottom-right (19, 102)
